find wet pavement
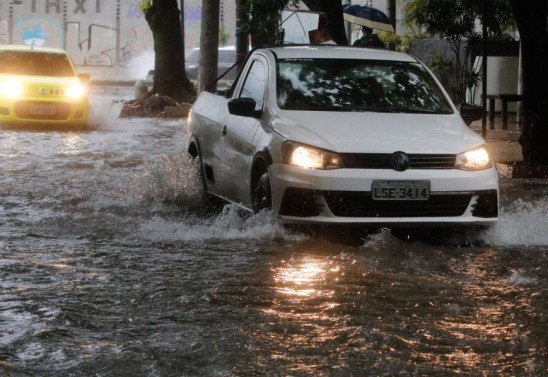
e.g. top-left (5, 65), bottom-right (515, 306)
top-left (0, 89), bottom-right (547, 376)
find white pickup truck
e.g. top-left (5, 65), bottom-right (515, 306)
top-left (186, 45), bottom-right (498, 226)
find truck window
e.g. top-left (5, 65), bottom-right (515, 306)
top-left (239, 60), bottom-right (267, 111)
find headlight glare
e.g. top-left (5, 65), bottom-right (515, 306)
top-left (65, 83), bottom-right (85, 99)
top-left (0, 78), bottom-right (23, 99)
top-left (455, 146), bottom-right (492, 170)
top-left (282, 142), bottom-right (341, 170)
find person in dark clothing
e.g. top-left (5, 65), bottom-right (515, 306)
top-left (353, 26), bottom-right (385, 48)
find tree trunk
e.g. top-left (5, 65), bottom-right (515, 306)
top-left (144, 0), bottom-right (195, 102)
top-left (510, 0), bottom-right (548, 165)
top-left (235, 0), bottom-right (249, 72)
top-left (198, 0), bottom-right (220, 93)
top-left (387, 0), bottom-right (396, 31)
top-left (302, 0), bottom-right (348, 45)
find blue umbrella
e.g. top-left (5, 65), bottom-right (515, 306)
top-left (343, 4), bottom-right (394, 32)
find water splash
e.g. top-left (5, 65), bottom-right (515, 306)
top-left (485, 198), bottom-right (548, 246)
top-left (506, 270), bottom-right (539, 286)
top-left (132, 152), bottom-right (203, 208)
top-left (126, 51), bottom-right (155, 81)
top-left (137, 205), bottom-right (305, 242)
top-left (131, 152), bottom-right (305, 242)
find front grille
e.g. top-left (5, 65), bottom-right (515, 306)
top-left (340, 153), bottom-right (456, 169)
top-left (15, 101), bottom-right (71, 120)
top-left (323, 191), bottom-right (473, 217)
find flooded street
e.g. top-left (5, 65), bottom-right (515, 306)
top-left (1, 88), bottom-right (547, 376)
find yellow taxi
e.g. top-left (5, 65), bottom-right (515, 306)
top-left (0, 45), bottom-right (89, 127)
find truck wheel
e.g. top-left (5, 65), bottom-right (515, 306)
top-left (252, 171), bottom-right (272, 213)
top-left (192, 155), bottom-right (223, 211)
top-left (192, 156), bottom-right (208, 196)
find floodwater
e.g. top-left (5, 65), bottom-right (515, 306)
top-left (1, 88), bottom-right (547, 376)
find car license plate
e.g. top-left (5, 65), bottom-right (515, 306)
top-left (30, 104), bottom-right (56, 115)
top-left (372, 180), bottom-right (430, 200)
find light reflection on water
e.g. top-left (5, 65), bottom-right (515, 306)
top-left (0, 92), bottom-right (546, 376)
top-left (274, 258), bottom-right (334, 298)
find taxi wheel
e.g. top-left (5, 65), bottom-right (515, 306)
top-left (252, 171), bottom-right (272, 213)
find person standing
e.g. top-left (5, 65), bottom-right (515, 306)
top-left (353, 26), bottom-right (385, 48)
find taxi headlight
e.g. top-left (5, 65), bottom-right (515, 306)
top-left (455, 146), bottom-right (492, 170)
top-left (282, 141), bottom-right (342, 170)
top-left (0, 78), bottom-right (23, 99)
top-left (65, 83), bottom-right (86, 100)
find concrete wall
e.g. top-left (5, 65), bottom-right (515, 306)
top-left (473, 56), bottom-right (520, 112)
top-left (0, 0), bottom-right (236, 80)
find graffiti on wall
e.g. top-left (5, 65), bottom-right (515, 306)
top-left (65, 0), bottom-right (119, 66)
top-left (184, 0), bottom-right (202, 50)
top-left (0, 0), bottom-right (235, 72)
top-left (0, 0), bottom-right (151, 68)
top-left (0, 0), bottom-right (8, 44)
top-left (119, 1), bottom-right (152, 66)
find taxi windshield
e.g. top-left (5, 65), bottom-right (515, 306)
top-left (277, 58), bottom-right (453, 114)
top-left (0, 51), bottom-right (74, 77)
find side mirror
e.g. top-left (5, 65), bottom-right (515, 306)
top-left (228, 98), bottom-right (261, 118)
top-left (460, 103), bottom-right (484, 125)
top-left (77, 71), bottom-right (91, 82)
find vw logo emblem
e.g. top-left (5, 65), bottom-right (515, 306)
top-left (390, 151), bottom-right (410, 171)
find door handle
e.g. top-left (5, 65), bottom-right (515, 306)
top-left (222, 125), bottom-right (227, 136)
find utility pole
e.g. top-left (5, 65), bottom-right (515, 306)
top-left (482, 0), bottom-right (488, 139)
top-left (235, 0), bottom-right (249, 71)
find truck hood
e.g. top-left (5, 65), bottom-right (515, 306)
top-left (271, 110), bottom-right (485, 154)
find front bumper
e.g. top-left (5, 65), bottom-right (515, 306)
top-left (0, 99), bottom-right (89, 127)
top-left (269, 163), bottom-right (499, 225)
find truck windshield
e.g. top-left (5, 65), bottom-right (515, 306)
top-left (276, 58), bottom-right (453, 114)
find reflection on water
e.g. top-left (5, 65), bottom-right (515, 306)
top-left (0, 92), bottom-right (546, 376)
top-left (274, 258), bottom-right (335, 298)
top-left (60, 132), bottom-right (82, 150)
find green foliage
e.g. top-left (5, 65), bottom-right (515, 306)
top-left (399, 0), bottom-right (429, 32)
top-left (401, 0), bottom-right (514, 103)
top-left (138, 0), bottom-right (152, 13)
top-left (377, 31), bottom-right (429, 52)
top-left (413, 0), bottom-right (476, 40)
top-left (219, 29), bottom-right (229, 46)
top-left (428, 56), bottom-right (455, 96)
top-left (401, 0), bottom-right (514, 37)
top-left (244, 0), bottom-right (299, 46)
top-left (429, 56), bottom-right (453, 76)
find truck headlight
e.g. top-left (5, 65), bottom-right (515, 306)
top-left (455, 146), bottom-right (492, 170)
top-left (65, 83), bottom-right (86, 100)
top-left (0, 78), bottom-right (23, 99)
top-left (282, 141), bottom-right (341, 170)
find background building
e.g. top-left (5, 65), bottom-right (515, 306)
top-left (0, 0), bottom-right (236, 80)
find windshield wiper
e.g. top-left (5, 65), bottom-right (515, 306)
top-left (353, 105), bottom-right (397, 113)
top-left (354, 106), bottom-right (450, 114)
top-left (296, 103), bottom-right (347, 111)
top-left (388, 107), bottom-right (450, 114)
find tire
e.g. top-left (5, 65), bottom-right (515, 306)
top-left (192, 155), bottom-right (208, 196)
top-left (192, 155), bottom-right (224, 211)
top-left (252, 171), bottom-right (272, 213)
